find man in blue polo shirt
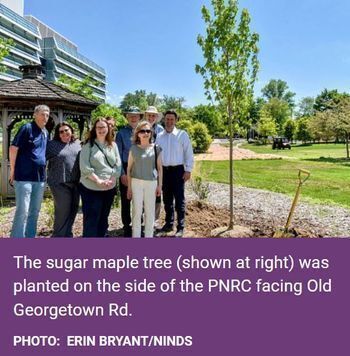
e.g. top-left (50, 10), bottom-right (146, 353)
top-left (9, 105), bottom-right (50, 238)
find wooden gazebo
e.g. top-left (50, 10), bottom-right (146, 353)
top-left (0, 65), bottom-right (99, 197)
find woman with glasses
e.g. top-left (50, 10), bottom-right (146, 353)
top-left (127, 121), bottom-right (163, 237)
top-left (79, 118), bottom-right (121, 237)
top-left (46, 122), bottom-right (81, 237)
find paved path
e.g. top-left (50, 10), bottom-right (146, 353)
top-left (195, 141), bottom-right (281, 161)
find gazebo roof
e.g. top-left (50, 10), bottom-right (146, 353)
top-left (0, 78), bottom-right (98, 107)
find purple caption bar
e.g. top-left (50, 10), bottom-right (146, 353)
top-left (0, 238), bottom-right (349, 356)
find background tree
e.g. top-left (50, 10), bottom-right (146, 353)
top-left (0, 38), bottom-right (14, 73)
top-left (146, 92), bottom-right (162, 107)
top-left (161, 95), bottom-right (185, 111)
top-left (257, 115), bottom-right (276, 143)
top-left (261, 79), bottom-right (295, 110)
top-left (260, 97), bottom-right (290, 133)
top-left (247, 97), bottom-right (264, 125)
top-left (119, 90), bottom-right (149, 111)
top-left (283, 119), bottom-right (296, 142)
top-left (308, 111), bottom-right (334, 143)
top-left (313, 89), bottom-right (346, 112)
top-left (295, 117), bottom-right (313, 143)
top-left (296, 97), bottom-right (315, 118)
top-left (192, 104), bottom-right (225, 137)
top-left (91, 103), bottom-right (126, 129)
top-left (57, 74), bottom-right (101, 101)
top-left (330, 97), bottom-right (350, 158)
top-left (196, 0), bottom-right (259, 228)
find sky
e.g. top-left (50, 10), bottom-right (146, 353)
top-left (24, 0), bottom-right (350, 108)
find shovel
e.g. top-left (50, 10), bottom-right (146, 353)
top-left (273, 169), bottom-right (310, 238)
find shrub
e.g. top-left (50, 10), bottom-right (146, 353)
top-left (191, 176), bottom-right (210, 201)
top-left (177, 119), bottom-right (212, 153)
top-left (191, 122), bottom-right (212, 153)
top-left (176, 119), bottom-right (193, 135)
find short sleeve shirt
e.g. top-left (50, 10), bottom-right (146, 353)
top-left (130, 144), bottom-right (162, 181)
top-left (11, 121), bottom-right (48, 182)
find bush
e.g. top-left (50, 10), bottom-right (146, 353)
top-left (191, 176), bottom-right (210, 201)
top-left (176, 119), bottom-right (193, 135)
top-left (177, 119), bottom-right (212, 153)
top-left (191, 122), bottom-right (212, 153)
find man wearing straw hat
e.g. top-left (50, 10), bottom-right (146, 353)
top-left (144, 105), bottom-right (164, 141)
top-left (116, 106), bottom-right (143, 237)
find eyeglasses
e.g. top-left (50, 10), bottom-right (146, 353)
top-left (59, 128), bottom-right (70, 134)
top-left (139, 129), bottom-right (151, 134)
top-left (96, 126), bottom-right (108, 129)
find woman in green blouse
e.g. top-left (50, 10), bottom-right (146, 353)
top-left (79, 118), bottom-right (121, 237)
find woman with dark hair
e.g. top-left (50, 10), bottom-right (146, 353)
top-left (79, 118), bottom-right (121, 237)
top-left (127, 120), bottom-right (162, 238)
top-left (46, 122), bottom-right (81, 237)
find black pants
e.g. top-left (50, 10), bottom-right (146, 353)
top-left (162, 165), bottom-right (185, 230)
top-left (120, 162), bottom-right (131, 232)
top-left (79, 184), bottom-right (116, 237)
top-left (50, 183), bottom-right (79, 237)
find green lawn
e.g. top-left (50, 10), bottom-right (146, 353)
top-left (197, 159), bottom-right (350, 208)
top-left (240, 142), bottom-right (348, 159)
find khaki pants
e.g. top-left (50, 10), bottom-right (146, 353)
top-left (131, 178), bottom-right (157, 238)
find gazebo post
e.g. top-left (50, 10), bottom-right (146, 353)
top-left (58, 108), bottom-right (64, 123)
top-left (1, 107), bottom-right (9, 197)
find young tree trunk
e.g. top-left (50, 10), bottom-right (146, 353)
top-left (228, 105), bottom-right (234, 229)
top-left (346, 132), bottom-right (349, 159)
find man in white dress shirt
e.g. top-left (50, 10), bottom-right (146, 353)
top-left (156, 110), bottom-right (194, 237)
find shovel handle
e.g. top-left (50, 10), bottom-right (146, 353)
top-left (298, 169), bottom-right (310, 184)
top-left (284, 169), bottom-right (310, 231)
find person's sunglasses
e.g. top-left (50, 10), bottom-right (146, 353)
top-left (59, 128), bottom-right (70, 134)
top-left (139, 129), bottom-right (151, 134)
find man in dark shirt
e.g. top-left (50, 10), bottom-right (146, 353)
top-left (9, 105), bottom-right (50, 238)
top-left (116, 106), bottom-right (142, 237)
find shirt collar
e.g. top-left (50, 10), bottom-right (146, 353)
top-left (166, 126), bottom-right (178, 135)
top-left (32, 120), bottom-right (46, 133)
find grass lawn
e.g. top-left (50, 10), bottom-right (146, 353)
top-left (197, 159), bottom-right (350, 208)
top-left (240, 142), bottom-right (349, 159)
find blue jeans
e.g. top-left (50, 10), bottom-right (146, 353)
top-left (11, 181), bottom-right (45, 238)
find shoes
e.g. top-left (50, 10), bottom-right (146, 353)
top-left (123, 227), bottom-right (132, 237)
top-left (160, 224), bottom-right (174, 233)
top-left (175, 229), bottom-right (184, 237)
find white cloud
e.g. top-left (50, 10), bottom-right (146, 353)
top-left (105, 92), bottom-right (123, 105)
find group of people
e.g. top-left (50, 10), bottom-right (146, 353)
top-left (9, 104), bottom-right (194, 238)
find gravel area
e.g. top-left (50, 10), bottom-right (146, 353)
top-left (186, 183), bottom-right (350, 237)
top-left (1, 183), bottom-right (349, 238)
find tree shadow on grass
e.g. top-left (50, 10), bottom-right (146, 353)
top-left (304, 157), bottom-right (350, 167)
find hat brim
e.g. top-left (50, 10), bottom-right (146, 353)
top-left (124, 111), bottom-right (143, 115)
top-left (145, 112), bottom-right (163, 123)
